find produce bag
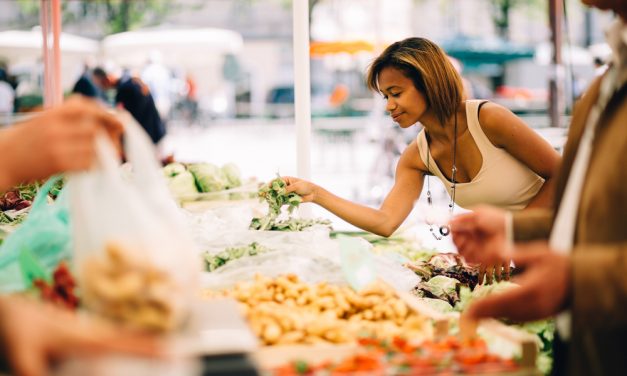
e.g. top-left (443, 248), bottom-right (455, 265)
top-left (202, 235), bottom-right (419, 293)
top-left (0, 176), bottom-right (70, 293)
top-left (68, 113), bottom-right (199, 333)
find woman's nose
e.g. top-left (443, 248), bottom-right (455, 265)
top-left (385, 98), bottom-right (396, 112)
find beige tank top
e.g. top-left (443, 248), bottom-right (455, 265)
top-left (417, 100), bottom-right (544, 211)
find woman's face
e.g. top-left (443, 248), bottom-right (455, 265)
top-left (377, 66), bottom-right (428, 128)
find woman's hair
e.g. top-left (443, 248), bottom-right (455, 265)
top-left (366, 37), bottom-right (464, 125)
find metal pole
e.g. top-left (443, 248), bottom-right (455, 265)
top-left (292, 0), bottom-right (312, 216)
top-left (548, 0), bottom-right (563, 127)
top-left (40, 0), bottom-right (51, 108)
top-left (51, 0), bottom-right (62, 106)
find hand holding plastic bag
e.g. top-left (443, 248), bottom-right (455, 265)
top-left (68, 113), bottom-right (200, 333)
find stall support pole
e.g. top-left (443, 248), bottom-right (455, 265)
top-left (40, 0), bottom-right (51, 108)
top-left (40, 0), bottom-right (62, 108)
top-left (51, 0), bottom-right (62, 106)
top-left (548, 0), bottom-right (563, 127)
top-left (292, 0), bottom-right (312, 217)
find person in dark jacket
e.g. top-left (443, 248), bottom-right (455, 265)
top-left (92, 67), bottom-right (166, 145)
top-left (71, 67), bottom-right (101, 99)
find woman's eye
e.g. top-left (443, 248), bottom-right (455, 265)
top-left (391, 93), bottom-right (401, 98)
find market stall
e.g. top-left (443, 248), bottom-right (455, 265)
top-left (0, 2), bottom-right (555, 376)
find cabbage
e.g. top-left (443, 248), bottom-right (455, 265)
top-left (221, 163), bottom-right (242, 189)
top-left (417, 297), bottom-right (454, 313)
top-left (415, 275), bottom-right (460, 305)
top-left (188, 163), bottom-right (228, 192)
top-left (166, 170), bottom-right (198, 197)
top-left (163, 163), bottom-right (187, 177)
top-left (455, 281), bottom-right (518, 312)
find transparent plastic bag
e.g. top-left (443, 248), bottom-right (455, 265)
top-left (202, 250), bottom-right (346, 291)
top-left (201, 231), bottom-right (418, 293)
top-left (0, 176), bottom-right (69, 293)
top-left (203, 226), bottom-right (332, 255)
top-left (68, 113), bottom-right (200, 332)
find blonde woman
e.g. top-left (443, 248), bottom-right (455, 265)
top-left (285, 38), bottom-right (559, 279)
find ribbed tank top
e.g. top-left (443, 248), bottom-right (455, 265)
top-left (417, 100), bottom-right (544, 211)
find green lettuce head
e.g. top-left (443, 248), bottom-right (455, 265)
top-left (221, 163), bottom-right (242, 189)
top-left (188, 163), bottom-right (228, 192)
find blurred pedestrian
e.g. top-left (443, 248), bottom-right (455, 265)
top-left (451, 0), bottom-right (627, 374)
top-left (141, 50), bottom-right (172, 120)
top-left (92, 67), bottom-right (166, 145)
top-left (72, 62), bottom-right (105, 102)
top-left (0, 68), bottom-right (15, 122)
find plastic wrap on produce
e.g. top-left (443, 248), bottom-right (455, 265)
top-left (202, 236), bottom-right (419, 293)
top-left (184, 205), bottom-right (254, 246)
top-left (185, 205), bottom-right (332, 252)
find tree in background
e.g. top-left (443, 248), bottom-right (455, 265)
top-left (16, 0), bottom-right (176, 35)
top-left (488, 0), bottom-right (544, 40)
top-left (275, 0), bottom-right (321, 39)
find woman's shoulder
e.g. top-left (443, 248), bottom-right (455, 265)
top-left (400, 138), bottom-right (428, 172)
top-left (475, 101), bottom-right (521, 148)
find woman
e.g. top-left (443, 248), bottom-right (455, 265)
top-left (286, 37), bottom-right (559, 241)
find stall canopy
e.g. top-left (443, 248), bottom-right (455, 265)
top-left (310, 40), bottom-right (374, 57)
top-left (439, 34), bottom-right (535, 70)
top-left (101, 27), bottom-right (243, 69)
top-left (0, 28), bottom-right (98, 65)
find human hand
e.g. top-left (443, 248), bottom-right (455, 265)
top-left (0, 96), bottom-right (123, 190)
top-left (283, 176), bottom-right (318, 203)
top-left (450, 206), bottom-right (509, 268)
top-left (463, 243), bottom-right (570, 324)
top-left (478, 259), bottom-right (511, 285)
top-left (0, 296), bottom-right (162, 376)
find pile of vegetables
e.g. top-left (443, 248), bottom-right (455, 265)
top-left (218, 274), bottom-right (432, 346)
top-left (205, 242), bottom-right (272, 271)
top-left (1, 189), bottom-right (33, 212)
top-left (455, 283), bottom-right (555, 375)
top-left (273, 336), bottom-right (519, 375)
top-left (407, 253), bottom-right (481, 291)
top-left (0, 180), bottom-right (65, 225)
top-left (163, 162), bottom-right (254, 200)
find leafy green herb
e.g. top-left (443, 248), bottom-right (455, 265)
top-left (259, 176), bottom-right (301, 216)
top-left (250, 175), bottom-right (302, 231)
top-left (0, 211), bottom-right (27, 225)
top-left (204, 242), bottom-right (272, 271)
top-left (14, 183), bottom-right (39, 201)
top-left (249, 217), bottom-right (332, 232)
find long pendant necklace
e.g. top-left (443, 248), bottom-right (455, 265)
top-left (425, 113), bottom-right (457, 240)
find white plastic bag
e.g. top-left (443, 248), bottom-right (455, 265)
top-left (68, 113), bottom-right (200, 332)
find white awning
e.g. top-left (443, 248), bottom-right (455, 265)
top-left (101, 27), bottom-right (243, 68)
top-left (0, 28), bottom-right (98, 64)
